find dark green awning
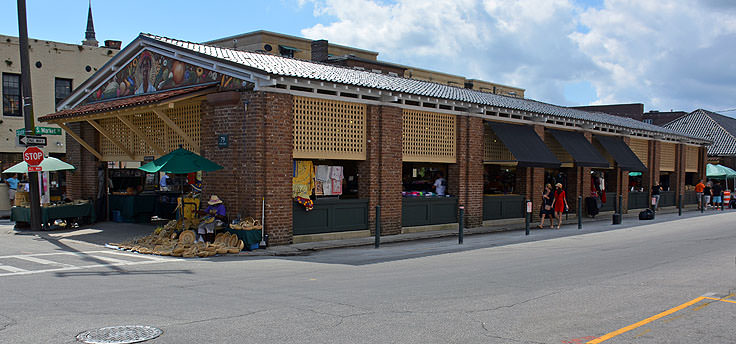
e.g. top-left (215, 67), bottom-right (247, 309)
top-left (548, 129), bottom-right (610, 168)
top-left (487, 122), bottom-right (560, 168)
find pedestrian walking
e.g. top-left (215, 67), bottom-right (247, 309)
top-left (553, 183), bottom-right (568, 229)
top-left (651, 181), bottom-right (662, 211)
top-left (704, 181), bottom-right (712, 209)
top-left (712, 181), bottom-right (723, 209)
top-left (695, 179), bottom-right (705, 210)
top-left (538, 183), bottom-right (555, 229)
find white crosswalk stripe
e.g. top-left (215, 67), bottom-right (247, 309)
top-left (0, 250), bottom-right (181, 277)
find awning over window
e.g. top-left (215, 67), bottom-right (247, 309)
top-left (547, 129), bottom-right (610, 168)
top-left (594, 135), bottom-right (648, 171)
top-left (487, 122), bottom-right (560, 168)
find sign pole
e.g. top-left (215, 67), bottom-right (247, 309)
top-left (17, 0), bottom-right (42, 231)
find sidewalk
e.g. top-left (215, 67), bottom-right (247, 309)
top-left (257, 206), bottom-right (730, 256)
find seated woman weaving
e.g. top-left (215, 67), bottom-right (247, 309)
top-left (197, 195), bottom-right (226, 243)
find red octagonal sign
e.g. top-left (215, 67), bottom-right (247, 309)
top-left (23, 146), bottom-right (44, 166)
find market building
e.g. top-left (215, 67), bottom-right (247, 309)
top-left (41, 34), bottom-right (710, 246)
top-left (665, 109), bottom-right (736, 171)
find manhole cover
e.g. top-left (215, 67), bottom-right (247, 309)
top-left (76, 325), bottom-right (162, 344)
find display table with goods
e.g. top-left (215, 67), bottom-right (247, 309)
top-left (107, 219), bottom-right (246, 258)
top-left (11, 200), bottom-right (95, 229)
top-left (226, 217), bottom-right (263, 250)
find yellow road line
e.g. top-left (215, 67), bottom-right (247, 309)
top-left (586, 296), bottom-right (706, 344)
top-left (704, 296), bottom-right (736, 304)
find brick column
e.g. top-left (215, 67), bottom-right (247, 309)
top-left (674, 143), bottom-right (686, 202)
top-left (65, 121), bottom-right (100, 200)
top-left (447, 116), bottom-right (483, 228)
top-left (648, 140), bottom-right (661, 200)
top-left (358, 105), bottom-right (402, 236)
top-left (697, 146), bottom-right (707, 184)
top-left (202, 91), bottom-right (294, 245)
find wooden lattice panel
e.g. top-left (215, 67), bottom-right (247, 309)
top-left (685, 145), bottom-right (699, 172)
top-left (293, 96), bottom-right (366, 160)
top-left (544, 132), bottom-right (573, 164)
top-left (628, 138), bottom-right (649, 167)
top-left (484, 125), bottom-right (514, 162)
top-left (403, 109), bottom-right (456, 163)
top-left (660, 142), bottom-right (676, 172)
top-left (98, 102), bottom-right (201, 161)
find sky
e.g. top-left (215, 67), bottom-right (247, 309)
top-left (2, 0), bottom-right (736, 117)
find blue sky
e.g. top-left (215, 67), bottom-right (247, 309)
top-left (3, 0), bottom-right (735, 117)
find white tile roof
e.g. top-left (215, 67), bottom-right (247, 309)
top-left (142, 34), bottom-right (701, 140)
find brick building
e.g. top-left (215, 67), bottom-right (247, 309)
top-left (41, 34), bottom-right (710, 246)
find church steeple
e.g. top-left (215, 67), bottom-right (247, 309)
top-left (82, 1), bottom-right (98, 47)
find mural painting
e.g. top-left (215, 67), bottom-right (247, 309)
top-left (84, 50), bottom-right (247, 103)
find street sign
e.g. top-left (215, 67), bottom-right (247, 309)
top-left (16, 127), bottom-right (62, 135)
top-left (18, 135), bottom-right (47, 146)
top-left (27, 166), bottom-right (42, 172)
top-left (23, 146), bottom-right (44, 166)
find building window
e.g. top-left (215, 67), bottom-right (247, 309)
top-left (278, 45), bottom-right (298, 58)
top-left (2, 73), bottom-right (22, 117)
top-left (55, 78), bottom-right (72, 106)
top-left (643, 118), bottom-right (653, 124)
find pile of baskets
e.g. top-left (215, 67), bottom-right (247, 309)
top-left (109, 220), bottom-right (245, 258)
top-left (229, 217), bottom-right (262, 230)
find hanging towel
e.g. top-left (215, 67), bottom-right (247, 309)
top-left (322, 179), bottom-right (333, 195)
top-left (331, 179), bottom-right (343, 195)
top-left (330, 166), bottom-right (344, 180)
top-left (316, 165), bottom-right (330, 182)
top-left (292, 160), bottom-right (315, 199)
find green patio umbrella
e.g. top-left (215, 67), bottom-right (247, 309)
top-left (706, 164), bottom-right (736, 190)
top-left (138, 146), bottom-right (223, 174)
top-left (2, 156), bottom-right (76, 173)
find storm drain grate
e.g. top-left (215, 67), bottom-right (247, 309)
top-left (76, 325), bottom-right (162, 344)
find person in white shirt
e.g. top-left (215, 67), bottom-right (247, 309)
top-left (433, 172), bottom-right (447, 196)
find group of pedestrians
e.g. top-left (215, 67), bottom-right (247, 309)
top-left (538, 183), bottom-right (568, 229)
top-left (695, 179), bottom-right (729, 210)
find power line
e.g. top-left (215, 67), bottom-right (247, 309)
top-left (716, 108), bottom-right (736, 113)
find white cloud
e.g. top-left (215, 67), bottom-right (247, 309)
top-left (301, 0), bottom-right (736, 113)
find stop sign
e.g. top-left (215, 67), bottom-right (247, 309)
top-left (23, 146), bottom-right (44, 166)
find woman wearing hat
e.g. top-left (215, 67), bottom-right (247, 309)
top-left (553, 183), bottom-right (568, 229)
top-left (197, 195), bottom-right (227, 243)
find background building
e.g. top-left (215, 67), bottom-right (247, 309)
top-left (205, 30), bottom-right (525, 98)
top-left (0, 6), bottom-right (119, 169)
top-left (665, 109), bottom-right (736, 170)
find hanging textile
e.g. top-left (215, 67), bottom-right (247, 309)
top-left (292, 160), bottom-right (315, 199)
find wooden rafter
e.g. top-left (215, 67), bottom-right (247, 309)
top-left (116, 114), bottom-right (166, 156)
top-left (152, 107), bottom-right (199, 152)
top-left (56, 123), bottom-right (103, 160)
top-left (86, 119), bottom-right (136, 160)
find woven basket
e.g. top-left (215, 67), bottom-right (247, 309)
top-left (178, 230), bottom-right (196, 244)
top-left (227, 247), bottom-right (240, 254)
top-left (228, 233), bottom-right (239, 247)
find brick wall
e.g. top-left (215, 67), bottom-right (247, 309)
top-left (447, 115), bottom-right (483, 228)
top-left (648, 140), bottom-right (661, 199)
top-left (201, 91), bottom-right (294, 245)
top-left (358, 105), bottom-right (402, 235)
top-left (65, 121), bottom-right (99, 200)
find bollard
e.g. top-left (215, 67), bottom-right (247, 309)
top-left (458, 206), bottom-right (464, 245)
top-left (678, 195), bottom-right (682, 216)
top-left (375, 205), bottom-right (381, 248)
top-left (577, 196), bottom-right (582, 230)
top-left (701, 194), bottom-right (705, 213)
top-left (721, 191), bottom-right (725, 211)
top-left (525, 200), bottom-right (531, 236)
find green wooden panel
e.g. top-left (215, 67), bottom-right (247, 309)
top-left (660, 191), bottom-right (676, 207)
top-left (628, 192), bottom-right (649, 209)
top-left (293, 199), bottom-right (369, 235)
top-left (599, 192), bottom-right (617, 212)
top-left (483, 195), bottom-right (524, 220)
top-left (683, 191), bottom-right (698, 205)
top-left (401, 197), bottom-right (457, 227)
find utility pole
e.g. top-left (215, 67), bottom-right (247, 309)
top-left (17, 0), bottom-right (42, 231)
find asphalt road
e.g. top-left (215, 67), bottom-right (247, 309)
top-left (1, 211), bottom-right (736, 343)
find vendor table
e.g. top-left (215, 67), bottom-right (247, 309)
top-left (109, 194), bottom-right (157, 223)
top-left (11, 203), bottom-right (96, 229)
top-left (223, 228), bottom-right (262, 250)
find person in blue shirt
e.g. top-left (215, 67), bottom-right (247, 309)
top-left (197, 195), bottom-right (226, 243)
top-left (6, 174), bottom-right (19, 204)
